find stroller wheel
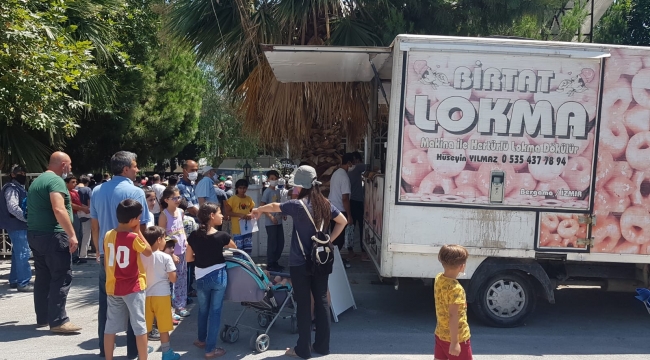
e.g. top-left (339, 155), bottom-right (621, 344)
top-left (250, 333), bottom-right (270, 353)
top-left (257, 313), bottom-right (271, 328)
top-left (223, 326), bottom-right (239, 343)
top-left (219, 326), bottom-right (228, 343)
top-left (290, 316), bottom-right (298, 334)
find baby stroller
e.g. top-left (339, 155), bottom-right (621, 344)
top-left (220, 249), bottom-right (297, 353)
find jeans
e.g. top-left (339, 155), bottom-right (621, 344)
top-left (8, 229), bottom-right (31, 287)
top-left (188, 261), bottom-right (195, 295)
top-left (350, 200), bottom-right (365, 252)
top-left (27, 231), bottom-right (72, 327)
top-left (99, 257), bottom-right (137, 355)
top-left (290, 264), bottom-right (330, 359)
top-left (266, 224), bottom-right (285, 266)
top-left (196, 267), bottom-right (227, 353)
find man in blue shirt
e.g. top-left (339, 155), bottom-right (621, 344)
top-left (195, 165), bottom-right (228, 210)
top-left (90, 151), bottom-right (151, 358)
top-left (176, 159), bottom-right (199, 217)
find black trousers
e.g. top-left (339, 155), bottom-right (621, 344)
top-left (349, 200), bottom-right (365, 252)
top-left (266, 224), bottom-right (285, 265)
top-left (290, 265), bottom-right (330, 359)
top-left (27, 231), bottom-right (72, 327)
top-left (330, 211), bottom-right (347, 250)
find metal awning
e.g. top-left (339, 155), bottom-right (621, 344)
top-left (261, 45), bottom-right (392, 83)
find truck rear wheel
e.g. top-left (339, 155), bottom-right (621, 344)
top-left (471, 272), bottom-right (537, 327)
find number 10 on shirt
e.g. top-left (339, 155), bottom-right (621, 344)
top-left (107, 243), bottom-right (131, 269)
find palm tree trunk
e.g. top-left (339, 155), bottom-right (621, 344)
top-left (301, 13), bottom-right (307, 45)
top-left (325, 5), bottom-right (330, 40)
top-left (312, 3), bottom-right (318, 40)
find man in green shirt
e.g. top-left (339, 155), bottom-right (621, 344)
top-left (27, 151), bottom-right (82, 334)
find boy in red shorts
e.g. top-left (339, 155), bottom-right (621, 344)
top-left (434, 245), bottom-right (473, 360)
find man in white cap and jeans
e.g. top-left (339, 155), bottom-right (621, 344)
top-left (195, 165), bottom-right (228, 212)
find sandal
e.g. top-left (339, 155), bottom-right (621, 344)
top-left (285, 348), bottom-right (300, 358)
top-left (193, 340), bottom-right (206, 349)
top-left (205, 347), bottom-right (226, 359)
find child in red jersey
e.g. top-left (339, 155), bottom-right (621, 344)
top-left (103, 199), bottom-right (153, 360)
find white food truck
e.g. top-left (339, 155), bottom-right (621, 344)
top-left (263, 35), bottom-right (650, 327)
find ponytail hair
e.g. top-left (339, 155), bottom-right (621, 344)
top-left (197, 203), bottom-right (219, 233)
top-left (298, 181), bottom-right (331, 230)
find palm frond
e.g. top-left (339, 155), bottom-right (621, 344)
top-left (0, 123), bottom-right (56, 172)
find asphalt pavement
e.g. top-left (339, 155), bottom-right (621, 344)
top-left (0, 256), bottom-right (649, 360)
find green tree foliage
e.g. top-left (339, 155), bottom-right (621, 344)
top-left (594, 0), bottom-right (632, 44)
top-left (64, 1), bottom-right (205, 172)
top-left (593, 0), bottom-right (650, 46)
top-left (189, 68), bottom-right (259, 166)
top-left (0, 0), bottom-right (97, 169)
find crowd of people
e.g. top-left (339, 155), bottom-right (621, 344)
top-left (0, 149), bottom-right (473, 360)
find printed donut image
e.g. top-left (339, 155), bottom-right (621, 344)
top-left (626, 132), bottom-right (650, 171)
top-left (418, 171), bottom-right (456, 195)
top-left (631, 171), bottom-right (650, 212)
top-left (401, 149), bottom-right (431, 186)
top-left (540, 228), bottom-right (562, 247)
top-left (600, 119), bottom-right (629, 159)
top-left (613, 161), bottom-right (634, 179)
top-left (619, 205), bottom-right (650, 245)
top-left (631, 68), bottom-right (650, 109)
top-left (454, 170), bottom-right (477, 188)
top-left (592, 216), bottom-right (621, 253)
top-left (623, 105), bottom-right (650, 135)
top-left (557, 218), bottom-right (579, 238)
top-left (593, 191), bottom-right (614, 218)
top-left (561, 156), bottom-right (591, 191)
top-left (604, 176), bottom-right (636, 200)
top-left (529, 153), bottom-right (566, 182)
top-left (541, 213), bottom-right (560, 232)
top-left (595, 151), bottom-right (615, 188)
top-left (602, 78), bottom-right (632, 118)
top-left (516, 173), bottom-right (537, 191)
top-left (613, 241), bottom-right (641, 254)
top-left (428, 148), bottom-right (467, 177)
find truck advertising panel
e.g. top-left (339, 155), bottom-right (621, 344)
top-left (593, 48), bottom-right (650, 255)
top-left (398, 52), bottom-right (601, 210)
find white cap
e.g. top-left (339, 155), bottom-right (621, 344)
top-left (200, 165), bottom-right (214, 174)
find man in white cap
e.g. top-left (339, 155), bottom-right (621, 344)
top-left (224, 180), bottom-right (233, 199)
top-left (195, 165), bottom-right (227, 211)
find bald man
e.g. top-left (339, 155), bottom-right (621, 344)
top-left (27, 151), bottom-right (82, 334)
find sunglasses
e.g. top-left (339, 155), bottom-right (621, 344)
top-left (171, 196), bottom-right (182, 201)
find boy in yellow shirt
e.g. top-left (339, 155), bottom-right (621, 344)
top-left (434, 245), bottom-right (473, 360)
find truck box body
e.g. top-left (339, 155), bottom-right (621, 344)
top-left (357, 36), bottom-right (650, 281)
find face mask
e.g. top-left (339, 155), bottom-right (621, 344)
top-left (212, 174), bottom-right (219, 182)
top-left (187, 172), bottom-right (198, 181)
top-left (348, 165), bottom-right (356, 172)
top-left (61, 172), bottom-right (68, 180)
top-left (15, 175), bottom-right (26, 185)
top-left (269, 180), bottom-right (277, 187)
